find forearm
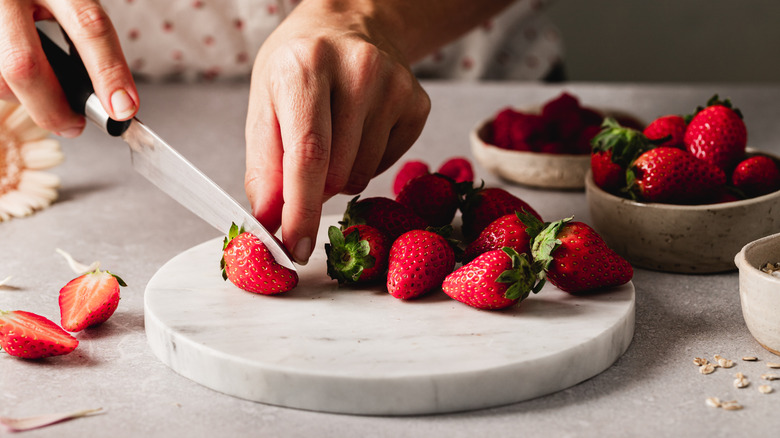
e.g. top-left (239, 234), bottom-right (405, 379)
top-left (295, 0), bottom-right (518, 63)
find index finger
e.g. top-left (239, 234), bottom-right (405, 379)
top-left (275, 73), bottom-right (333, 265)
top-left (47, 0), bottom-right (138, 121)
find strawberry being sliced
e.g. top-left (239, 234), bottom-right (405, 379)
top-left (59, 269), bottom-right (126, 332)
top-left (443, 247), bottom-right (543, 310)
top-left (221, 223), bottom-right (299, 295)
top-left (0, 310), bottom-right (78, 359)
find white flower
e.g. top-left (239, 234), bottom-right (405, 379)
top-left (0, 100), bottom-right (64, 221)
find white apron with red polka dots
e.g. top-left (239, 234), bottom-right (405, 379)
top-left (102, 0), bottom-right (562, 82)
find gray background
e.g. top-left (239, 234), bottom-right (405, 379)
top-left (547, 0), bottom-right (780, 83)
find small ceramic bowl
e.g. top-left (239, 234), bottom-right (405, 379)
top-left (735, 232), bottom-right (780, 356)
top-left (470, 108), bottom-right (641, 190)
top-left (470, 116), bottom-right (590, 189)
top-left (585, 170), bottom-right (780, 274)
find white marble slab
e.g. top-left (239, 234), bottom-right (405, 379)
top-left (144, 215), bottom-right (635, 415)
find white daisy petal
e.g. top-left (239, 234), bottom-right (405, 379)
top-left (17, 180), bottom-right (58, 202)
top-left (56, 248), bottom-right (100, 275)
top-left (21, 139), bottom-right (64, 169)
top-left (20, 170), bottom-right (61, 188)
top-left (5, 107), bottom-right (50, 142)
top-left (0, 193), bottom-right (33, 217)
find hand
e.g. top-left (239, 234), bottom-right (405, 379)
top-left (245, 1), bottom-right (431, 265)
top-left (0, 0), bottom-right (138, 137)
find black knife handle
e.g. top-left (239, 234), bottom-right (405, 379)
top-left (37, 28), bottom-right (131, 137)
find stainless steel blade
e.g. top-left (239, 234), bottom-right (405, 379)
top-left (121, 119), bottom-right (296, 271)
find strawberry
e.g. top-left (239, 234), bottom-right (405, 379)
top-left (386, 228), bottom-right (457, 300)
top-left (463, 211), bottom-right (535, 263)
top-left (627, 146), bottom-right (726, 204)
top-left (443, 247), bottom-right (543, 310)
top-left (732, 155), bottom-right (780, 198)
top-left (437, 157), bottom-right (474, 183)
top-left (589, 118), bottom-right (653, 193)
top-left (684, 95), bottom-right (747, 171)
top-left (221, 223), bottom-right (298, 295)
top-left (325, 225), bottom-right (389, 284)
top-left (59, 269), bottom-right (126, 332)
top-left (393, 160), bottom-right (430, 196)
top-left (643, 115), bottom-right (687, 148)
top-left (520, 213), bottom-right (633, 294)
top-left (340, 196), bottom-right (427, 241)
top-left (460, 185), bottom-right (541, 242)
top-left (0, 310), bottom-right (78, 359)
top-left (396, 173), bottom-right (459, 226)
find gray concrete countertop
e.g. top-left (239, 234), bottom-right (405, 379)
top-left (2, 81), bottom-right (779, 437)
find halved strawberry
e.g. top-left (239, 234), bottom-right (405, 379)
top-left (59, 269), bottom-right (126, 332)
top-left (0, 310), bottom-right (78, 359)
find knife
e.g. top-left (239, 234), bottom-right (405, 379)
top-left (37, 27), bottom-right (296, 271)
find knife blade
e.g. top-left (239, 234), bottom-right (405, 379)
top-left (38, 26), bottom-right (295, 271)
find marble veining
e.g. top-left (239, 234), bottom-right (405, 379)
top-left (144, 216), bottom-right (635, 415)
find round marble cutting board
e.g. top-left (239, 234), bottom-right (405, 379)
top-left (144, 215), bottom-right (635, 416)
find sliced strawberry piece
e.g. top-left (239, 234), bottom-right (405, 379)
top-left (59, 269), bottom-right (126, 332)
top-left (0, 310), bottom-right (78, 359)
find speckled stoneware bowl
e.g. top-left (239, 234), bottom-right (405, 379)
top-left (735, 232), bottom-right (780, 356)
top-left (470, 116), bottom-right (590, 190)
top-left (585, 171), bottom-right (780, 274)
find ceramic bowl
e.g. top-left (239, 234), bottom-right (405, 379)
top-left (585, 169), bottom-right (780, 274)
top-left (470, 116), bottom-right (590, 189)
top-left (470, 108), bottom-right (641, 190)
top-left (735, 232), bottom-right (780, 356)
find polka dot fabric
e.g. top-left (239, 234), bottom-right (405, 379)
top-left (102, 0), bottom-right (562, 82)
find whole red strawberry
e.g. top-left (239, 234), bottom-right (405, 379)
top-left (732, 155), bottom-right (780, 198)
top-left (393, 160), bottom-right (430, 196)
top-left (443, 247), bottom-right (543, 310)
top-left (386, 228), bottom-right (457, 300)
top-left (59, 269), bottom-right (126, 332)
top-left (643, 115), bottom-right (687, 148)
top-left (325, 225), bottom-right (389, 284)
top-left (627, 147), bottom-right (726, 204)
top-left (437, 157), bottom-right (474, 183)
top-left (589, 118), bottom-right (653, 193)
top-left (396, 173), bottom-right (459, 227)
top-left (520, 213), bottom-right (633, 294)
top-left (463, 211), bottom-right (536, 263)
top-left (684, 95), bottom-right (747, 171)
top-left (460, 185), bottom-right (541, 242)
top-left (221, 224), bottom-right (298, 295)
top-left (0, 310), bottom-right (78, 359)
top-left (340, 196), bottom-right (427, 241)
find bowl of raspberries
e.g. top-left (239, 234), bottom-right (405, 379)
top-left (470, 92), bottom-right (642, 189)
top-left (585, 95), bottom-right (780, 274)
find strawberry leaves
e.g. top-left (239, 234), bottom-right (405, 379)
top-left (495, 247), bottom-right (545, 302)
top-left (325, 225), bottom-right (376, 284)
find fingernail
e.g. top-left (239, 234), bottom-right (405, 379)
top-left (57, 127), bottom-right (84, 138)
top-left (111, 89), bottom-right (136, 120)
top-left (293, 237), bottom-right (312, 265)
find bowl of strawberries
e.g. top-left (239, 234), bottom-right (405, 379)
top-left (470, 92), bottom-right (642, 189)
top-left (585, 95), bottom-right (780, 274)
